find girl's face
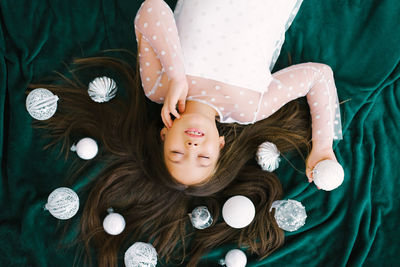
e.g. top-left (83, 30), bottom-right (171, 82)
top-left (160, 113), bottom-right (225, 185)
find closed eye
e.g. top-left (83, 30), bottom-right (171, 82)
top-left (199, 155), bottom-right (210, 159)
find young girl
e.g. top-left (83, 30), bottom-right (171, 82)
top-left (134, 0), bottom-right (342, 186)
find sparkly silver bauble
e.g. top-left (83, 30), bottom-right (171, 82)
top-left (124, 242), bottom-right (158, 267)
top-left (189, 206), bottom-right (213, 229)
top-left (88, 76), bottom-right (117, 103)
top-left (70, 137), bottom-right (98, 160)
top-left (26, 88), bottom-right (59, 120)
top-left (256, 141), bottom-right (281, 172)
top-left (220, 249), bottom-right (247, 267)
top-left (103, 208), bottom-right (126, 235)
top-left (270, 199), bottom-right (307, 232)
top-left (44, 187), bottom-right (79, 220)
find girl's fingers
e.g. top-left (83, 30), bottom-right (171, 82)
top-left (178, 99), bottom-right (186, 113)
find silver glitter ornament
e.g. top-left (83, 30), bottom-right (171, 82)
top-left (88, 76), bottom-right (117, 103)
top-left (270, 199), bottom-right (307, 232)
top-left (26, 88), bottom-right (59, 120)
top-left (256, 141), bottom-right (281, 172)
top-left (124, 242), bottom-right (158, 267)
top-left (44, 187), bottom-right (79, 220)
top-left (189, 206), bottom-right (213, 229)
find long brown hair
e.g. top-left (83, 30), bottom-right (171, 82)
top-left (30, 52), bottom-right (311, 266)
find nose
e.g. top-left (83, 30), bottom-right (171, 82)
top-left (185, 140), bottom-right (200, 148)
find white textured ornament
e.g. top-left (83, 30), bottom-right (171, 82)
top-left (70, 137), bottom-right (98, 160)
top-left (223, 249), bottom-right (247, 267)
top-left (189, 206), bottom-right (213, 229)
top-left (103, 208), bottom-right (126, 235)
top-left (44, 187), bottom-right (79, 220)
top-left (312, 160), bottom-right (344, 191)
top-left (88, 76), bottom-right (117, 103)
top-left (270, 199), bottom-right (307, 232)
top-left (222, 196), bottom-right (255, 229)
top-left (256, 141), bottom-right (281, 172)
top-left (26, 88), bottom-right (59, 120)
top-left (124, 242), bottom-right (158, 267)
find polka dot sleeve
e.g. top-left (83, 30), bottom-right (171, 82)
top-left (134, 0), bottom-right (186, 83)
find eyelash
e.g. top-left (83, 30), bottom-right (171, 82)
top-left (172, 151), bottom-right (209, 159)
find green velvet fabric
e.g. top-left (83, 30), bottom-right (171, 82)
top-left (1, 0), bottom-right (399, 266)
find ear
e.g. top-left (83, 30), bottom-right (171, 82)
top-left (160, 127), bottom-right (168, 141)
top-left (219, 136), bottom-right (225, 149)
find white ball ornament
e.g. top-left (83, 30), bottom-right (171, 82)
top-left (256, 141), bottom-right (281, 172)
top-left (124, 242), bottom-right (158, 267)
top-left (26, 88), bottom-right (59, 120)
top-left (189, 206), bottom-right (213, 229)
top-left (312, 160), bottom-right (344, 191)
top-left (222, 196), bottom-right (255, 229)
top-left (103, 208), bottom-right (126, 235)
top-left (70, 137), bottom-right (98, 160)
top-left (270, 199), bottom-right (307, 232)
top-left (44, 187), bottom-right (79, 220)
top-left (223, 249), bottom-right (247, 267)
top-left (88, 76), bottom-right (117, 103)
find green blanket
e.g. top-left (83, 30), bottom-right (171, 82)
top-left (1, 0), bottom-right (399, 266)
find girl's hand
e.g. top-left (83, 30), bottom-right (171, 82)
top-left (305, 145), bottom-right (337, 188)
top-left (161, 78), bottom-right (189, 128)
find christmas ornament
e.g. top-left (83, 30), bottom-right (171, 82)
top-left (189, 206), bottom-right (213, 229)
top-left (256, 141), bottom-right (280, 172)
top-left (44, 187), bottom-right (79, 220)
top-left (70, 137), bottom-right (98, 160)
top-left (26, 88), bottom-right (59, 120)
top-left (222, 196), bottom-right (255, 229)
top-left (124, 242), bottom-right (157, 267)
top-left (103, 208), bottom-right (126, 235)
top-left (88, 76), bottom-right (117, 103)
top-left (219, 249), bottom-right (247, 267)
top-left (312, 160), bottom-right (344, 191)
top-left (270, 199), bottom-right (307, 232)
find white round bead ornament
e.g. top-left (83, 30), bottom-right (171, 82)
top-left (103, 208), bottom-right (126, 235)
top-left (312, 160), bottom-right (344, 191)
top-left (124, 242), bottom-right (158, 267)
top-left (70, 137), bottom-right (98, 160)
top-left (44, 187), bottom-right (79, 220)
top-left (88, 76), bottom-right (117, 103)
top-left (270, 199), bottom-right (307, 232)
top-left (219, 249), bottom-right (247, 267)
top-left (26, 88), bottom-right (59, 120)
top-left (222, 196), bottom-right (255, 229)
top-left (256, 141), bottom-right (281, 172)
top-left (189, 206), bottom-right (213, 229)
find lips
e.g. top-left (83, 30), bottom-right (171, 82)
top-left (185, 128), bottom-right (205, 138)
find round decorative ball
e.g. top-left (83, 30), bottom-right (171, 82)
top-left (44, 187), bottom-right (79, 220)
top-left (71, 137), bottom-right (98, 160)
top-left (225, 249), bottom-right (247, 267)
top-left (256, 141), bottom-right (281, 172)
top-left (88, 76), bottom-right (117, 103)
top-left (189, 206), bottom-right (213, 229)
top-left (222, 195), bottom-right (255, 229)
top-left (26, 88), bottom-right (59, 120)
top-left (312, 160), bottom-right (344, 191)
top-left (103, 211), bottom-right (126, 235)
top-left (124, 242), bottom-right (158, 267)
top-left (270, 199), bottom-right (307, 232)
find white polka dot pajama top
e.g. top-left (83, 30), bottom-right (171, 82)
top-left (134, 0), bottom-right (343, 148)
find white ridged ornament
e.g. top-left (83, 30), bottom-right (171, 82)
top-left (270, 199), bottom-right (307, 232)
top-left (70, 137), bottom-right (98, 160)
top-left (103, 208), bottom-right (126, 235)
top-left (220, 249), bottom-right (247, 267)
top-left (88, 76), bottom-right (117, 103)
top-left (312, 160), bottom-right (344, 191)
top-left (222, 196), bottom-right (255, 229)
top-left (124, 242), bottom-right (158, 267)
top-left (44, 187), bottom-right (79, 220)
top-left (189, 206), bottom-right (213, 229)
top-left (26, 88), bottom-right (59, 120)
top-left (256, 141), bottom-right (281, 172)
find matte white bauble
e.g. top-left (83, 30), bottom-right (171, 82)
top-left (70, 137), bottom-right (98, 160)
top-left (255, 141), bottom-right (281, 172)
top-left (312, 160), bottom-right (344, 191)
top-left (124, 242), bottom-right (157, 267)
top-left (103, 209), bottom-right (126, 235)
top-left (26, 88), bottom-right (59, 120)
top-left (88, 76), bottom-right (117, 103)
top-left (225, 249), bottom-right (247, 267)
top-left (44, 187), bottom-right (79, 220)
top-left (222, 196), bottom-right (255, 229)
